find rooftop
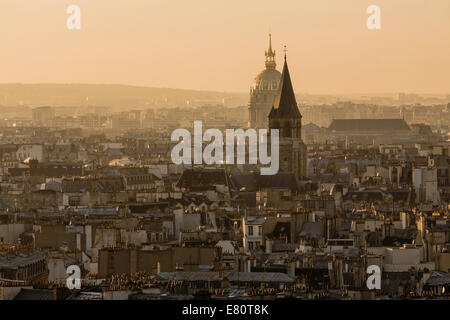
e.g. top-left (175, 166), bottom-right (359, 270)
top-left (328, 119), bottom-right (410, 132)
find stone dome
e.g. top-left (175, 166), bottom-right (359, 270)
top-left (254, 68), bottom-right (281, 91)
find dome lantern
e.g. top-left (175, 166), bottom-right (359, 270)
top-left (265, 34), bottom-right (276, 70)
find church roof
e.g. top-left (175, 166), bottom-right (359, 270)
top-left (303, 122), bottom-right (321, 130)
top-left (254, 68), bottom-right (281, 90)
top-left (253, 35), bottom-right (281, 90)
top-left (176, 168), bottom-right (230, 190)
top-left (328, 119), bottom-right (410, 132)
top-left (231, 172), bottom-right (299, 192)
top-left (269, 59), bottom-right (301, 119)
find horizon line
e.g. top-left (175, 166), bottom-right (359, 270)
top-left (0, 82), bottom-right (449, 97)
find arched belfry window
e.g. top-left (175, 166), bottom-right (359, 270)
top-left (282, 121), bottom-right (291, 137)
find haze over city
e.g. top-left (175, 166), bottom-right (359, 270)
top-left (0, 0), bottom-right (449, 94)
top-left (0, 0), bottom-right (449, 306)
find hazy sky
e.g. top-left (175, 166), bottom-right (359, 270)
top-left (0, 0), bottom-right (449, 94)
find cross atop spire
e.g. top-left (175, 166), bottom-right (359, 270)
top-left (265, 34), bottom-right (276, 69)
top-left (284, 45), bottom-right (287, 61)
top-left (269, 57), bottom-right (301, 119)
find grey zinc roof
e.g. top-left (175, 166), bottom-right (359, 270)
top-left (231, 173), bottom-right (259, 192)
top-left (177, 168), bottom-right (229, 189)
top-left (156, 272), bottom-right (222, 282)
top-left (156, 271), bottom-right (295, 283)
top-left (425, 271), bottom-right (450, 286)
top-left (299, 222), bottom-right (321, 239)
top-left (258, 172), bottom-right (299, 191)
top-left (303, 122), bottom-right (321, 130)
top-left (226, 272), bottom-right (295, 283)
top-left (328, 119), bottom-right (410, 132)
top-left (13, 289), bottom-right (54, 300)
top-left (231, 172), bottom-right (299, 192)
top-left (272, 243), bottom-right (298, 252)
top-left (0, 251), bottom-right (46, 269)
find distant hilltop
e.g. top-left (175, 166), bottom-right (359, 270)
top-left (0, 83), bottom-right (249, 110)
top-left (0, 84), bottom-right (447, 110)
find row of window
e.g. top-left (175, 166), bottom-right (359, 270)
top-left (126, 175), bottom-right (154, 182)
top-left (255, 80), bottom-right (278, 91)
top-left (247, 225), bottom-right (262, 236)
top-left (270, 122), bottom-right (302, 138)
top-left (247, 241), bottom-right (261, 250)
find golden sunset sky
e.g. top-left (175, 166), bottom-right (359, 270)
top-left (0, 0), bottom-right (449, 94)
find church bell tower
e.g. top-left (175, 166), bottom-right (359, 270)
top-left (268, 53), bottom-right (307, 180)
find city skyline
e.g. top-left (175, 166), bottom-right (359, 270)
top-left (0, 0), bottom-right (449, 304)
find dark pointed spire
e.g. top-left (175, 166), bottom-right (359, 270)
top-left (269, 56), bottom-right (301, 119)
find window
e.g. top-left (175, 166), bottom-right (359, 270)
top-left (281, 190), bottom-right (291, 201)
top-left (258, 226), bottom-right (262, 235)
top-left (248, 242), bottom-right (254, 250)
top-left (272, 81), bottom-right (278, 90)
top-left (248, 226), bottom-right (253, 236)
top-left (282, 122), bottom-right (291, 137)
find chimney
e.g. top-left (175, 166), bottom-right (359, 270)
top-left (265, 238), bottom-right (273, 254)
top-left (288, 260), bottom-right (295, 277)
